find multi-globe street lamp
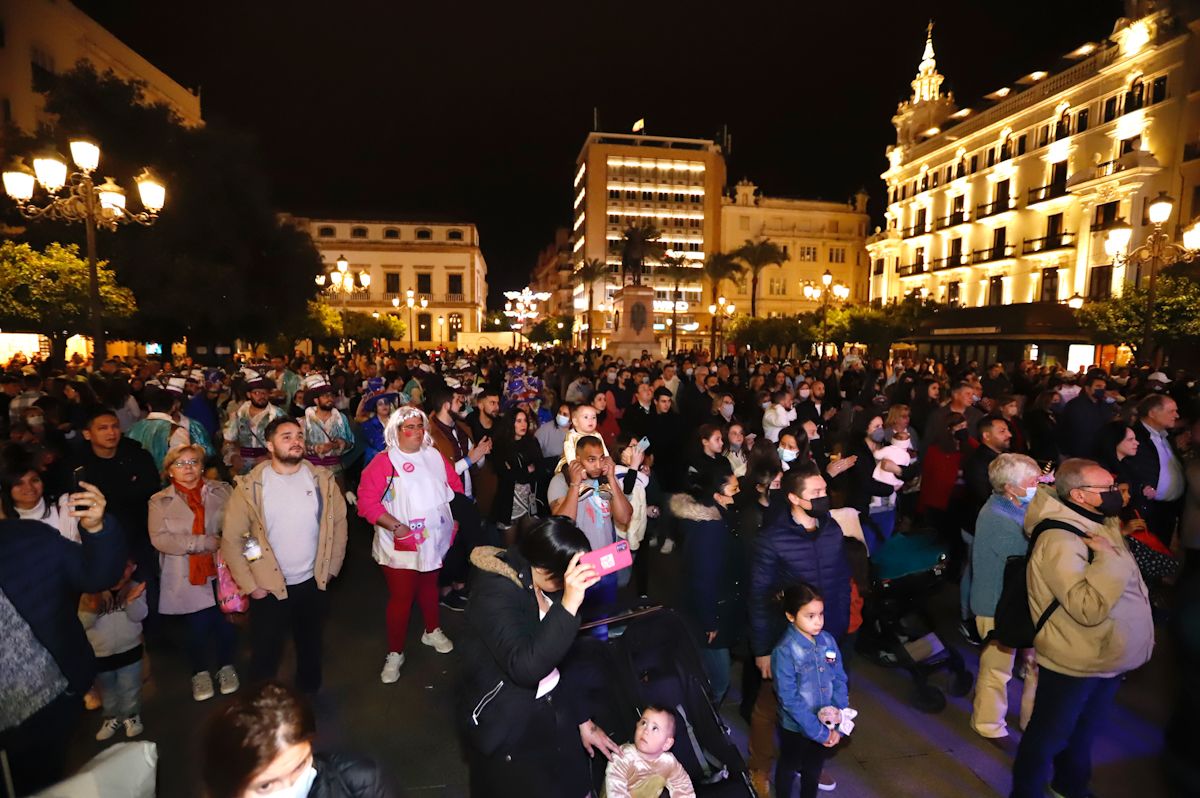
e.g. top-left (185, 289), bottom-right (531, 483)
top-left (315, 253), bottom-right (370, 306)
top-left (1103, 191), bottom-right (1200, 361)
top-left (3, 138), bottom-right (166, 361)
top-left (802, 270), bottom-right (850, 356)
top-left (503, 288), bottom-right (551, 348)
top-left (398, 288), bottom-right (428, 351)
top-left (707, 296), bottom-right (736, 354)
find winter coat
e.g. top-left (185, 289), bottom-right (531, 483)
top-left (749, 511), bottom-right (851, 656)
top-left (490, 435), bottom-right (543, 524)
top-left (672, 494), bottom-right (746, 648)
top-left (148, 481), bottom-right (232, 615)
top-left (307, 752), bottom-right (392, 798)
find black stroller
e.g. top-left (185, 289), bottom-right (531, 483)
top-left (855, 530), bottom-right (974, 712)
top-left (575, 607), bottom-right (756, 797)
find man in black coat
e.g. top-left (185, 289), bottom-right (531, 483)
top-left (1127, 394), bottom-right (1184, 546)
top-left (1058, 373), bottom-right (1115, 458)
top-left (619, 381), bottom-right (656, 442)
top-left (0, 485), bottom-right (126, 794)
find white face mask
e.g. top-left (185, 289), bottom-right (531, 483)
top-left (798, 389), bottom-right (811, 400)
top-left (778, 447), bottom-right (798, 463)
top-left (720, 403), bottom-right (734, 419)
top-left (556, 414), bottom-right (569, 428)
top-left (685, 368), bottom-right (694, 377)
top-left (266, 763), bottom-right (317, 798)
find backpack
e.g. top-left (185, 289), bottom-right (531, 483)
top-left (990, 518), bottom-right (1095, 649)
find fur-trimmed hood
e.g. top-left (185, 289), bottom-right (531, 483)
top-left (669, 493), bottom-right (724, 522)
top-left (469, 545), bottom-right (525, 588)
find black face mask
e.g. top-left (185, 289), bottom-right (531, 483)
top-left (1097, 489), bottom-right (1124, 517)
top-left (803, 496), bottom-right (832, 520)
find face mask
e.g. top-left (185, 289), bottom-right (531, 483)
top-left (720, 403), bottom-right (734, 419)
top-left (798, 389), bottom-right (811, 400)
top-left (685, 368), bottom-right (694, 377)
top-left (803, 495), bottom-right (832, 520)
top-left (761, 401), bottom-right (771, 409)
top-left (606, 372), bottom-right (616, 382)
top-left (1019, 485), bottom-right (1037, 505)
top-left (266, 763), bottom-right (317, 798)
top-left (556, 414), bottom-right (569, 428)
top-left (778, 447), bottom-right (799, 463)
top-left (1104, 395), bottom-right (1116, 404)
top-left (869, 427), bottom-right (887, 444)
top-left (1097, 489), bottom-right (1124, 516)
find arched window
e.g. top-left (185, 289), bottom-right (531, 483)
top-left (1056, 107), bottom-right (1071, 140)
top-left (1125, 77), bottom-right (1145, 112)
top-left (351, 226), bottom-right (368, 239)
top-left (317, 226), bottom-right (335, 238)
top-left (448, 312), bottom-right (463, 342)
top-left (415, 228), bottom-right (433, 240)
top-left (383, 228), bottom-right (400, 239)
top-left (447, 229), bottom-right (464, 241)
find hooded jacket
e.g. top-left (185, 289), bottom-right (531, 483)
top-left (1023, 488), bottom-right (1153, 678)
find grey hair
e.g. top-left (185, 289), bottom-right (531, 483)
top-left (987, 453), bottom-right (1040, 494)
top-left (384, 405), bottom-right (433, 451)
top-left (1055, 458), bottom-right (1100, 501)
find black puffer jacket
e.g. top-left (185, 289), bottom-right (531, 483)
top-left (308, 753), bottom-right (391, 798)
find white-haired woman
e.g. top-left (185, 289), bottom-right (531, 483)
top-left (357, 406), bottom-right (461, 684)
top-left (969, 452), bottom-right (1041, 740)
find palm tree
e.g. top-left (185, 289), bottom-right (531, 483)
top-left (620, 222), bottom-right (666, 286)
top-left (575, 258), bottom-right (609, 352)
top-left (659, 253), bottom-right (695, 354)
top-left (703, 251), bottom-right (744, 352)
top-left (734, 237), bottom-right (787, 318)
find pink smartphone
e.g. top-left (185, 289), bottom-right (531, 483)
top-left (580, 540), bottom-right (633, 577)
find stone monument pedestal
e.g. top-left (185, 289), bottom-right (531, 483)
top-left (606, 284), bottom-right (661, 360)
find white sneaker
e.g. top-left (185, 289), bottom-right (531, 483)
top-left (95, 717), bottom-right (121, 741)
top-left (380, 652), bottom-right (404, 683)
top-left (217, 665), bottom-right (240, 695)
top-left (421, 628), bottom-right (454, 654)
top-left (818, 774), bottom-right (837, 791)
top-left (660, 539), bottom-right (675, 554)
top-left (123, 714), bottom-right (144, 738)
top-left (192, 671), bottom-right (215, 701)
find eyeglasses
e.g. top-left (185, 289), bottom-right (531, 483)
top-left (400, 424), bottom-right (424, 432)
top-left (171, 459), bottom-right (200, 468)
top-left (1079, 484), bottom-right (1117, 492)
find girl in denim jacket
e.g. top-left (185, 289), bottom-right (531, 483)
top-left (771, 583), bottom-right (849, 798)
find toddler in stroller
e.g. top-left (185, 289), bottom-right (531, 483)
top-left (855, 529), bottom-right (974, 712)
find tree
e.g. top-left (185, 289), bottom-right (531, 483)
top-left (620, 222), bottom-right (665, 285)
top-left (3, 64), bottom-right (323, 348)
top-left (726, 315), bottom-right (813, 358)
top-left (0, 241), bottom-right (136, 362)
top-left (703, 251), bottom-right (745, 352)
top-left (341, 311), bottom-right (406, 349)
top-left (658, 253), bottom-right (695, 354)
top-left (575, 258), bottom-right (609, 352)
top-left (733, 237), bottom-right (786, 318)
top-left (1077, 275), bottom-right (1200, 360)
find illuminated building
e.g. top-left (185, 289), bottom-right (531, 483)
top-left (528, 227), bottom-right (574, 320)
top-left (866, 2), bottom-right (1199, 364)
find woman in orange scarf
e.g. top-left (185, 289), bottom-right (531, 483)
top-left (149, 444), bottom-right (240, 702)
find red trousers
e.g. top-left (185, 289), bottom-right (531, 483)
top-left (381, 566), bottom-right (440, 653)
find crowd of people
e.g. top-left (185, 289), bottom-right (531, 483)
top-left (0, 343), bottom-right (1194, 797)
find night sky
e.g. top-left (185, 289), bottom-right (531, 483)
top-left (75, 0), bottom-right (1121, 300)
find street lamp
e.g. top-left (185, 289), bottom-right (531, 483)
top-left (437, 315), bottom-right (445, 347)
top-left (801, 272), bottom-right (849, 358)
top-left (503, 287), bottom-right (551, 349)
top-left (1104, 191), bottom-right (1200, 361)
top-left (316, 254), bottom-right (369, 306)
top-left (708, 295), bottom-right (735, 353)
top-left (1066, 293), bottom-right (1084, 310)
top-left (4, 138), bottom-right (165, 361)
top-left (406, 288), bottom-right (416, 351)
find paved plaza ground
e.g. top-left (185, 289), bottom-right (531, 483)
top-left (64, 515), bottom-right (1174, 797)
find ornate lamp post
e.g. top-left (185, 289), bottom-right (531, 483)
top-left (1104, 192), bottom-right (1200, 361)
top-left (707, 296), bottom-right (735, 354)
top-left (503, 288), bottom-right (551, 348)
top-left (315, 254), bottom-right (370, 307)
top-left (437, 315), bottom-right (445, 348)
top-left (802, 270), bottom-right (850, 358)
top-left (4, 139), bottom-right (166, 361)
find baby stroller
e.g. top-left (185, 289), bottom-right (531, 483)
top-left (575, 607), bottom-right (756, 797)
top-left (855, 529), bottom-right (974, 713)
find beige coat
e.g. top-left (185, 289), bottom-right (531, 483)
top-left (149, 481), bottom-right (232, 615)
top-left (219, 461), bottom-right (348, 600)
top-left (1023, 489), bottom-right (1153, 678)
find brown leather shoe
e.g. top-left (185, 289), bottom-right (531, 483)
top-left (750, 769), bottom-right (771, 797)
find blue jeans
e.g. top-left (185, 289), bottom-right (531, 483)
top-left (865, 510), bottom-right (896, 555)
top-left (95, 659), bottom-right (142, 719)
top-left (1010, 667), bottom-right (1121, 798)
top-left (700, 646), bottom-right (731, 702)
top-left (185, 605), bottom-right (237, 674)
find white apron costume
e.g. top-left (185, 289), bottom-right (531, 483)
top-left (372, 447), bottom-right (456, 572)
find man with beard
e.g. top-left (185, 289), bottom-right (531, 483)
top-left (467, 387), bottom-right (501, 444)
top-left (223, 368), bottom-right (287, 475)
top-left (796, 378), bottom-right (838, 438)
top-left (300, 373), bottom-right (355, 485)
top-left (267, 354), bottom-right (301, 408)
top-left (221, 417), bottom-right (347, 693)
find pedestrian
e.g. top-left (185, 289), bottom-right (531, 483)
top-left (222, 368), bottom-right (287, 475)
top-left (1010, 458), bottom-right (1154, 798)
top-left (80, 559), bottom-right (148, 742)
top-left (960, 415), bottom-right (1012, 643)
top-left (356, 406), bottom-right (458, 684)
top-left (0, 447), bottom-right (81, 540)
top-left (490, 408), bottom-right (543, 533)
top-left (1127, 394), bottom-right (1184, 546)
top-left (1057, 372), bottom-right (1114, 459)
top-left (148, 444), bottom-right (239, 702)
top-left (220, 417), bottom-right (348, 693)
top-left (300, 373), bottom-right (355, 484)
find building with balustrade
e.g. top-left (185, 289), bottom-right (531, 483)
top-left (290, 216), bottom-right (488, 350)
top-left (866, 1), bottom-right (1200, 365)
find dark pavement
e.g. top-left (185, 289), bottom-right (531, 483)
top-left (63, 513), bottom-right (1174, 797)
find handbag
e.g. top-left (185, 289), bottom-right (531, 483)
top-left (216, 551), bottom-right (249, 614)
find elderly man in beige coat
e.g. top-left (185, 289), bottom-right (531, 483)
top-left (1010, 458), bottom-right (1153, 798)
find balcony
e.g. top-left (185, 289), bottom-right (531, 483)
top-left (1027, 183), bottom-right (1068, 205)
top-left (976, 198), bottom-right (1018, 219)
top-left (937, 211), bottom-right (970, 229)
top-left (971, 243), bottom-right (1017, 264)
top-left (1022, 232), bottom-right (1075, 255)
top-left (901, 223), bottom-right (932, 239)
top-left (897, 261), bottom-right (926, 277)
top-left (931, 253), bottom-right (969, 271)
top-left (445, 292), bottom-right (465, 303)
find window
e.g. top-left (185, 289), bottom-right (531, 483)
top-left (30, 46), bottom-right (54, 91)
top-left (350, 226), bottom-right (368, 239)
top-left (317, 226), bottom-right (335, 238)
top-left (830, 220), bottom-right (839, 234)
top-left (1152, 75), bottom-right (1168, 104)
top-left (447, 274), bottom-right (464, 297)
top-left (945, 166), bottom-right (953, 183)
top-left (418, 313), bottom-right (432, 342)
top-left (1047, 212), bottom-right (1064, 239)
top-left (1037, 125), bottom-right (1049, 148)
top-left (915, 246), bottom-right (925, 266)
top-left (447, 229), bottom-right (464, 241)
top-left (1076, 107), bottom-right (1090, 133)
top-left (1040, 268), bottom-right (1060, 302)
top-left (1103, 96), bottom-right (1119, 123)
top-left (901, 184), bottom-right (908, 200)
top-left (947, 281), bottom-right (961, 306)
top-left (1017, 134), bottom-right (1027, 155)
top-left (417, 273), bottom-right (432, 294)
top-left (950, 237), bottom-right (963, 261)
top-left (987, 148), bottom-right (996, 168)
top-left (921, 173), bottom-right (929, 192)
top-left (992, 226), bottom-right (1008, 257)
top-left (796, 246), bottom-right (818, 262)
top-left (873, 259), bottom-right (884, 276)
top-left (609, 189), bottom-right (620, 199)
top-left (448, 312), bottom-right (463, 341)
top-left (1120, 136), bottom-right (1141, 155)
top-left (415, 228), bottom-right (433, 240)
top-left (988, 276), bottom-right (1004, 306)
top-left (384, 228), bottom-right (400, 239)
top-left (385, 273), bottom-right (400, 294)
top-left (767, 276), bottom-right (787, 296)
top-left (1055, 109), bottom-right (1070, 140)
top-left (1088, 264), bottom-right (1113, 300)
top-left (1125, 79), bottom-right (1145, 113)
top-left (829, 247), bottom-right (846, 263)
top-left (970, 154), bottom-right (979, 173)
top-left (1095, 200), bottom-right (1119, 229)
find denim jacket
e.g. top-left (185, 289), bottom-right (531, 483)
top-left (771, 626), bottom-right (849, 743)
